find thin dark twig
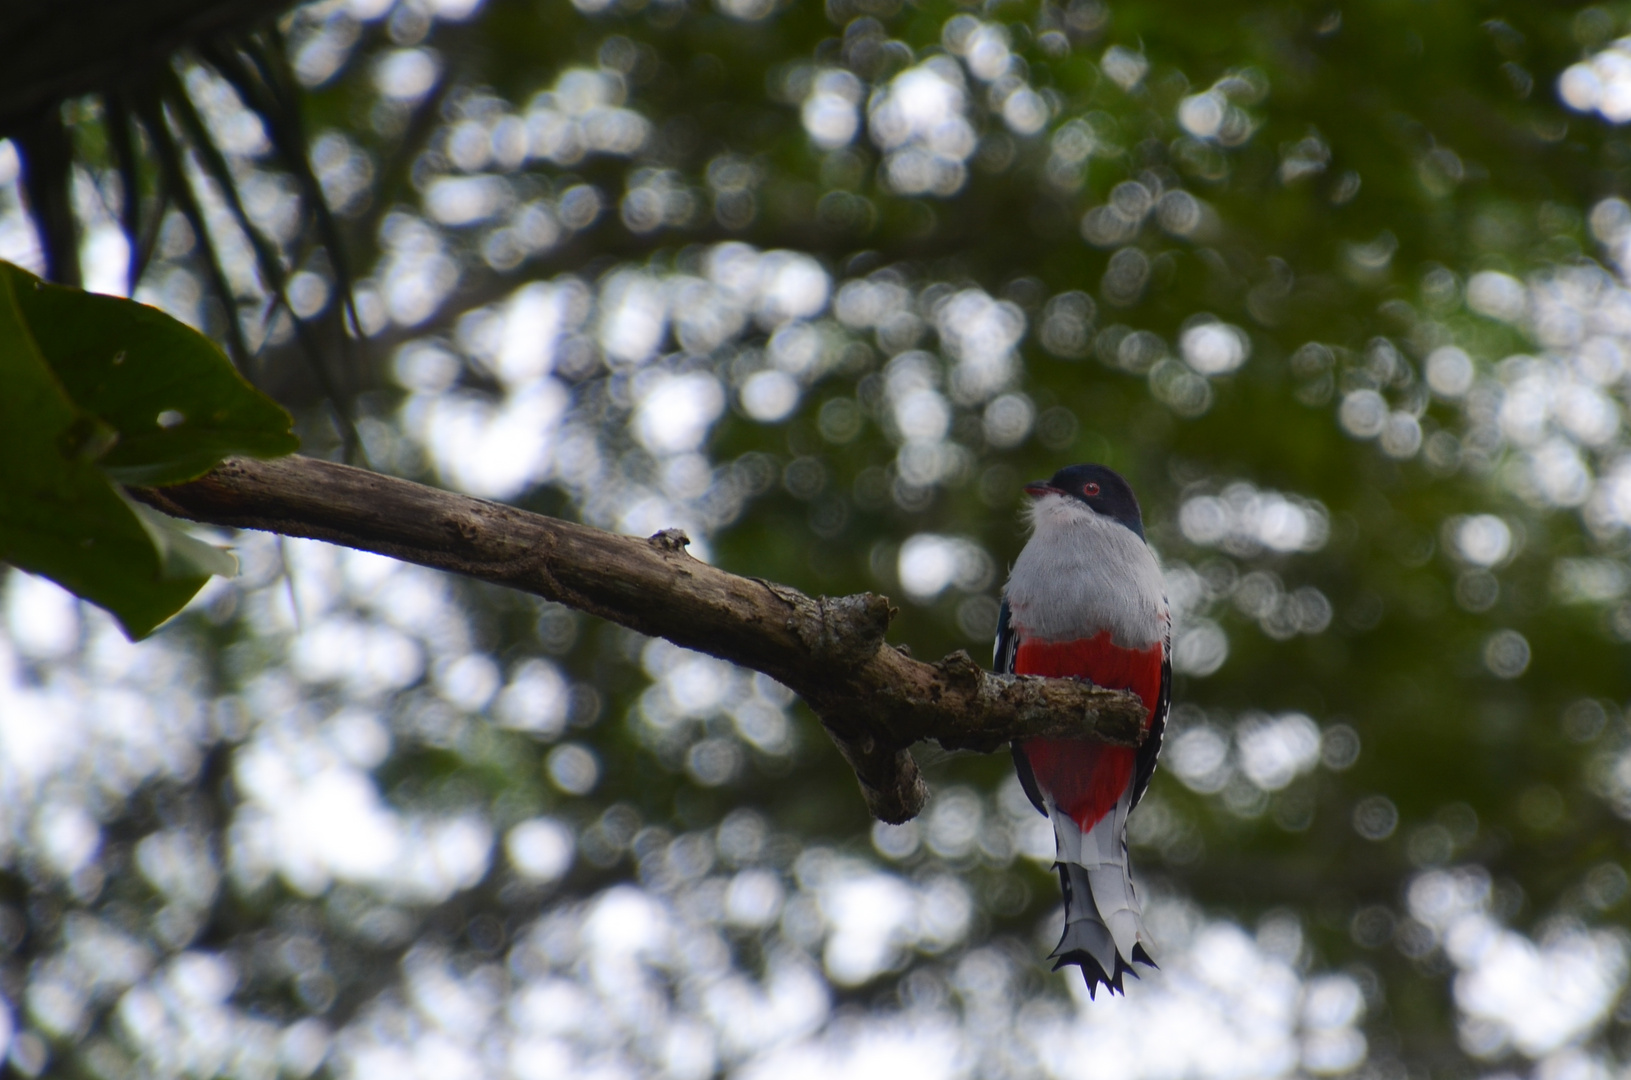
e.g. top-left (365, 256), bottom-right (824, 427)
top-left (197, 36), bottom-right (368, 465)
top-left (14, 105), bottom-right (80, 287)
top-left (132, 88), bottom-right (254, 367)
top-left (162, 62), bottom-right (366, 461)
top-left (116, 104), bottom-right (175, 290)
top-left (103, 93), bottom-right (147, 294)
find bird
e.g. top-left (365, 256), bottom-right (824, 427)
top-left (994, 463), bottom-right (1170, 997)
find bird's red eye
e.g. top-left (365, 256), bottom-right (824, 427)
top-left (1082, 482), bottom-right (1100, 496)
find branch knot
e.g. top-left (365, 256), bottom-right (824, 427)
top-left (648, 527), bottom-right (690, 552)
top-left (936, 649), bottom-right (983, 689)
top-left (440, 510), bottom-right (482, 546)
top-left (811, 592), bottom-right (892, 668)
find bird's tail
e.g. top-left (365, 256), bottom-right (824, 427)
top-left (1047, 791), bottom-right (1156, 997)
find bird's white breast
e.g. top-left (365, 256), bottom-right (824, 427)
top-left (1003, 494), bottom-right (1167, 648)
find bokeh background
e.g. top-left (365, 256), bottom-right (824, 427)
top-left (2, 0), bottom-right (1631, 1076)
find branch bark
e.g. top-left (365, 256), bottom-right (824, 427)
top-left (132, 455), bottom-right (1147, 823)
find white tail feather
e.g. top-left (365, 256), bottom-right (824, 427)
top-left (1046, 790), bottom-right (1153, 994)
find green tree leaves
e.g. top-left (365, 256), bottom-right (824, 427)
top-left (0, 261), bottom-right (296, 637)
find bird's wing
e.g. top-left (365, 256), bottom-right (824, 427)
top-left (993, 598), bottom-right (1018, 675)
top-left (1129, 619), bottom-right (1170, 811)
top-left (996, 599), bottom-right (1049, 815)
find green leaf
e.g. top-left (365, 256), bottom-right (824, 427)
top-left (0, 261), bottom-right (298, 485)
top-left (0, 265), bottom-right (207, 638)
top-left (0, 260), bottom-right (295, 636)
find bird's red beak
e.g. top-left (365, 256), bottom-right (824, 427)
top-left (1024, 481), bottom-right (1062, 498)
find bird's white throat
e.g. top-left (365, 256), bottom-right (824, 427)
top-left (1005, 494), bottom-right (1167, 648)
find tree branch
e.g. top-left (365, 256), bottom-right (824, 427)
top-left (132, 455), bottom-right (1147, 823)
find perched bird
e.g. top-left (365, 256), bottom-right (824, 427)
top-left (995, 463), bottom-right (1170, 997)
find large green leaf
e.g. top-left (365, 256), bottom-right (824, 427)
top-left (2, 261), bottom-right (298, 485)
top-left (0, 261), bottom-right (297, 637)
top-left (0, 269), bottom-right (204, 637)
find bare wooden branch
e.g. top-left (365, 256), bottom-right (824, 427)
top-left (133, 455), bottom-right (1147, 823)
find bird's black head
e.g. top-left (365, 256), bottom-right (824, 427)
top-left (1025, 463), bottom-right (1146, 539)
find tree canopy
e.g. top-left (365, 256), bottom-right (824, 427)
top-left (1, 0), bottom-right (1630, 1077)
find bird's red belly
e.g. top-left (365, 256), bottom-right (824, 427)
top-left (1015, 632), bottom-right (1162, 831)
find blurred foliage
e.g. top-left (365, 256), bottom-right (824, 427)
top-left (4, 0), bottom-right (1631, 1076)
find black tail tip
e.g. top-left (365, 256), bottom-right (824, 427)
top-left (1053, 946), bottom-right (1158, 999)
